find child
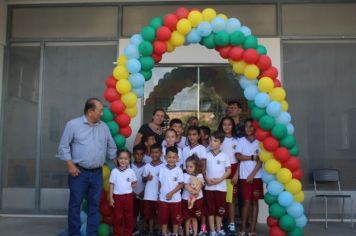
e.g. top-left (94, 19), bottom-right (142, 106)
top-left (236, 118), bottom-right (263, 236)
top-left (162, 128), bottom-right (184, 168)
top-left (218, 117), bottom-right (239, 233)
top-left (162, 118), bottom-right (187, 149)
top-left (205, 131), bottom-right (231, 236)
top-left (182, 155), bottom-right (205, 236)
top-left (158, 146), bottom-right (184, 236)
top-left (142, 134), bottom-right (157, 164)
top-left (199, 125), bottom-right (211, 150)
top-left (142, 143), bottom-right (164, 236)
top-left (182, 126), bottom-right (207, 170)
top-left (132, 144), bottom-right (147, 234)
top-left (109, 150), bottom-right (137, 236)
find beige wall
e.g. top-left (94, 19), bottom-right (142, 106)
top-left (0, 0), bottom-right (7, 113)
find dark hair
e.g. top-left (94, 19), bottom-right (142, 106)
top-left (150, 143), bottom-right (162, 151)
top-left (84, 98), bottom-right (102, 114)
top-left (211, 130), bottom-right (225, 143)
top-left (244, 117), bottom-right (254, 127)
top-left (165, 128), bottom-right (178, 137)
top-left (199, 126), bottom-right (211, 136)
top-left (133, 144), bottom-right (146, 153)
top-left (117, 149), bottom-right (132, 159)
top-left (187, 125), bottom-right (200, 134)
top-left (187, 116), bottom-right (198, 125)
top-left (169, 118), bottom-right (183, 127)
top-left (142, 133), bottom-right (157, 144)
top-left (153, 108), bottom-right (165, 116)
top-left (166, 146), bottom-right (178, 155)
top-left (228, 99), bottom-right (242, 109)
top-left (185, 154), bottom-right (201, 175)
top-left (218, 116), bottom-right (237, 137)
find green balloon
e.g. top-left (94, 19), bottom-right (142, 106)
top-left (230, 31), bottom-right (245, 46)
top-left (259, 115), bottom-right (275, 130)
top-left (251, 107), bottom-right (267, 121)
top-left (271, 124), bottom-right (288, 140)
top-left (280, 135), bottom-right (296, 149)
top-left (256, 44), bottom-right (267, 55)
top-left (280, 214), bottom-right (296, 232)
top-left (269, 203), bottom-right (286, 219)
top-left (264, 192), bottom-right (278, 205)
top-left (141, 26), bottom-right (156, 42)
top-left (203, 34), bottom-right (216, 49)
top-left (138, 41), bottom-right (153, 56)
top-left (141, 70), bottom-right (152, 81)
top-left (81, 198), bottom-right (88, 213)
top-left (288, 227), bottom-right (304, 236)
top-left (214, 31), bottom-right (230, 47)
top-left (101, 107), bottom-right (114, 122)
top-left (289, 145), bottom-right (300, 156)
top-left (106, 121), bottom-right (119, 136)
top-left (139, 56), bottom-right (155, 71)
top-left (150, 16), bottom-right (163, 29)
top-left (247, 100), bottom-right (255, 109)
top-left (114, 134), bottom-right (126, 149)
top-left (243, 35), bottom-right (258, 49)
top-left (98, 223), bottom-right (111, 236)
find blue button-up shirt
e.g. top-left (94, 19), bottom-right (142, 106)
top-left (57, 115), bottom-right (117, 169)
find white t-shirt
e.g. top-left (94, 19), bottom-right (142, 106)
top-left (131, 162), bottom-right (146, 195)
top-left (182, 144), bottom-right (207, 169)
top-left (109, 167), bottom-right (137, 195)
top-left (235, 137), bottom-right (262, 179)
top-left (158, 165), bottom-right (184, 203)
top-left (143, 161), bottom-right (164, 201)
top-left (221, 136), bottom-right (239, 165)
top-left (161, 145), bottom-right (184, 168)
top-left (205, 151), bottom-right (231, 192)
top-left (162, 136), bottom-right (188, 149)
top-left (143, 154), bottom-right (152, 164)
top-left (182, 173), bottom-right (204, 200)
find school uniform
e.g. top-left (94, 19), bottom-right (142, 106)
top-left (182, 173), bottom-right (204, 220)
top-left (143, 154), bottom-right (152, 164)
top-left (221, 136), bottom-right (239, 197)
top-left (132, 162), bottom-right (146, 219)
top-left (161, 144), bottom-right (184, 167)
top-left (182, 144), bottom-right (207, 169)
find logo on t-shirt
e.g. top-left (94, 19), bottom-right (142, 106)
top-left (173, 176), bottom-right (178, 182)
top-left (217, 160), bottom-right (221, 165)
top-left (126, 178), bottom-right (130, 182)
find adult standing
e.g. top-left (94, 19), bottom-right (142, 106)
top-left (134, 108), bottom-right (166, 145)
top-left (57, 98), bottom-right (117, 236)
top-left (226, 100), bottom-right (245, 138)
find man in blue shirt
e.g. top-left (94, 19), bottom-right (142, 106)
top-left (58, 98), bottom-right (117, 236)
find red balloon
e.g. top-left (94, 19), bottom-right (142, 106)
top-left (282, 156), bottom-right (300, 172)
top-left (293, 168), bottom-right (303, 180)
top-left (229, 46), bottom-right (244, 61)
top-left (105, 75), bottom-right (117, 88)
top-left (176, 7), bottom-right (189, 19)
top-left (110, 100), bottom-right (125, 115)
top-left (252, 120), bottom-right (260, 129)
top-left (104, 88), bottom-right (121, 103)
top-left (274, 147), bottom-right (290, 163)
top-left (269, 226), bottom-right (287, 236)
top-left (157, 26), bottom-right (172, 41)
top-left (100, 201), bottom-right (113, 217)
top-left (102, 214), bottom-right (114, 225)
top-left (163, 13), bottom-right (178, 31)
top-left (218, 46), bottom-right (232, 59)
top-left (243, 48), bottom-right (259, 64)
top-left (153, 40), bottom-right (167, 55)
top-left (119, 125), bottom-right (132, 138)
top-left (114, 113), bottom-right (131, 127)
top-left (151, 53), bottom-right (162, 63)
top-left (274, 79), bottom-right (282, 87)
top-left (263, 137), bottom-right (279, 152)
top-left (256, 55), bottom-right (272, 71)
top-left (256, 128), bottom-right (270, 142)
top-left (260, 66), bottom-right (279, 79)
top-left (100, 191), bottom-right (108, 204)
top-left (267, 216), bottom-right (279, 227)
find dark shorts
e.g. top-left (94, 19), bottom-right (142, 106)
top-left (158, 201), bottom-right (182, 225)
top-left (205, 190), bottom-right (226, 216)
top-left (143, 200), bottom-right (158, 219)
top-left (181, 199), bottom-right (204, 220)
top-left (240, 178), bottom-right (264, 201)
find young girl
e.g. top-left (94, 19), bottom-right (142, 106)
top-left (218, 117), bottom-right (239, 233)
top-left (109, 150), bottom-right (137, 236)
top-left (182, 126), bottom-right (207, 170)
top-left (199, 125), bottom-right (211, 150)
top-left (182, 155), bottom-right (205, 236)
top-left (162, 128), bottom-right (184, 168)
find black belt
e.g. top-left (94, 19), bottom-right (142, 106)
top-left (76, 164), bottom-right (101, 172)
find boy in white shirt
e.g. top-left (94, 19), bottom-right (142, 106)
top-left (142, 134), bottom-right (157, 164)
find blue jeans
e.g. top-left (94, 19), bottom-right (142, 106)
top-left (68, 168), bottom-right (103, 236)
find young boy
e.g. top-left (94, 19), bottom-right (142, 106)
top-left (142, 134), bottom-right (157, 164)
top-left (158, 146), bottom-right (184, 236)
top-left (199, 125), bottom-right (211, 150)
top-left (142, 143), bottom-right (164, 236)
top-left (182, 126), bottom-right (207, 170)
top-left (205, 131), bottom-right (231, 236)
top-left (236, 118), bottom-right (263, 236)
top-left (162, 118), bottom-right (187, 149)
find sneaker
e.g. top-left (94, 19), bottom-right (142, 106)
top-left (209, 231), bottom-right (217, 236)
top-left (198, 231), bottom-right (208, 236)
top-left (227, 223), bottom-right (236, 233)
top-left (217, 230), bottom-right (226, 236)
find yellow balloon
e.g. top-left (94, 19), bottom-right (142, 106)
top-left (258, 77), bottom-right (274, 93)
top-left (217, 13), bottom-right (228, 20)
top-left (103, 178), bottom-right (110, 192)
top-left (281, 100), bottom-right (289, 111)
top-left (116, 79), bottom-right (131, 94)
top-left (202, 8), bottom-right (217, 22)
top-left (102, 165), bottom-right (110, 180)
top-left (228, 59), bottom-right (235, 65)
top-left (125, 106), bottom-right (138, 118)
top-left (259, 142), bottom-right (264, 149)
top-left (259, 149), bottom-right (274, 162)
top-left (294, 191), bottom-right (305, 203)
top-left (116, 55), bottom-right (128, 66)
top-left (265, 159), bottom-right (281, 174)
top-left (113, 65), bottom-right (129, 80)
top-left (232, 60), bottom-right (247, 74)
top-left (269, 87), bottom-right (286, 102)
top-left (285, 179), bottom-right (302, 194)
top-left (169, 31), bottom-right (185, 47)
top-left (244, 64), bottom-right (260, 80)
top-left (122, 92), bottom-right (138, 108)
top-left (166, 41), bottom-right (175, 53)
top-left (177, 19), bottom-right (192, 35)
top-left (276, 168), bottom-right (293, 184)
top-left (188, 10), bottom-right (203, 27)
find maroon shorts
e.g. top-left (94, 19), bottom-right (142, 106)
top-left (113, 194), bottom-right (134, 236)
top-left (205, 190), bottom-right (226, 216)
top-left (227, 163), bottom-right (239, 198)
top-left (158, 201), bottom-right (182, 225)
top-left (240, 178), bottom-right (264, 201)
top-left (181, 199), bottom-right (204, 220)
top-left (134, 197), bottom-right (143, 219)
top-left (143, 200), bottom-right (158, 219)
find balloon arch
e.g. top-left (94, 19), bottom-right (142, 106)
top-left (95, 7), bottom-right (306, 236)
